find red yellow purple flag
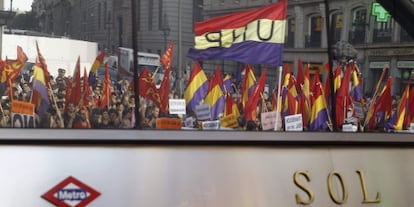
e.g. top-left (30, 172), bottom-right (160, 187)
top-left (188, 0), bottom-right (287, 65)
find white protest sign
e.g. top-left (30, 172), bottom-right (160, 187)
top-left (284, 114), bottom-right (303, 132)
top-left (202, 120), bottom-right (220, 130)
top-left (184, 117), bottom-right (194, 128)
top-left (11, 101), bottom-right (35, 128)
top-left (196, 103), bottom-right (211, 121)
top-left (410, 123), bottom-right (414, 133)
top-left (261, 111), bottom-right (277, 131)
top-left (342, 124), bottom-right (358, 132)
top-left (169, 99), bottom-right (186, 115)
top-left (353, 102), bottom-right (364, 119)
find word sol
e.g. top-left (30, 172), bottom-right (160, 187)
top-left (294, 170), bottom-right (381, 205)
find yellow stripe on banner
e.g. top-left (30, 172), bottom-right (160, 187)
top-left (205, 85), bottom-right (223, 106)
top-left (33, 65), bottom-right (46, 84)
top-left (184, 72), bottom-right (208, 104)
top-left (310, 96), bottom-right (327, 123)
top-left (394, 109), bottom-right (405, 130)
top-left (195, 19), bottom-right (286, 50)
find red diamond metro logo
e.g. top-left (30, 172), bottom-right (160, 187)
top-left (42, 176), bottom-right (101, 207)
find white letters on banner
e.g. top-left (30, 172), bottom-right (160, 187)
top-left (11, 113), bottom-right (35, 128)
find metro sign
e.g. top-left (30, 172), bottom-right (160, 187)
top-left (42, 176), bottom-right (100, 207)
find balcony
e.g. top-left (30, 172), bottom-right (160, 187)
top-left (305, 35), bottom-right (321, 48)
top-left (348, 30), bottom-right (366, 45)
top-left (373, 29), bottom-right (392, 43)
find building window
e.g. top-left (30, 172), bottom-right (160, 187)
top-left (98, 3), bottom-right (101, 30)
top-left (331, 12), bottom-right (343, 44)
top-left (306, 15), bottom-right (322, 48)
top-left (400, 27), bottom-right (414, 42)
top-left (148, 0), bottom-right (153, 31)
top-left (285, 17), bottom-right (295, 48)
top-left (118, 16), bottom-right (123, 46)
top-left (373, 18), bottom-right (393, 43)
top-left (349, 7), bottom-right (367, 45)
top-left (193, 0), bottom-right (203, 32)
top-left (158, 0), bottom-right (163, 30)
top-left (137, 1), bottom-right (141, 31)
top-left (104, 2), bottom-right (107, 28)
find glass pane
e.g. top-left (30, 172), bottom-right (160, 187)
top-left (1, 0), bottom-right (413, 133)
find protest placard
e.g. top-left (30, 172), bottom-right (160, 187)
top-left (284, 114), bottom-right (303, 132)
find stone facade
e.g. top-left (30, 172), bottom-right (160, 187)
top-left (31, 0), bottom-right (414, 93)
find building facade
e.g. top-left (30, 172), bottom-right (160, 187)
top-left (31, 0), bottom-right (414, 95)
top-left (202, 0), bottom-right (414, 95)
top-left (32, 0), bottom-right (201, 76)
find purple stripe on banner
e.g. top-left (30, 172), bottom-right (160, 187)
top-left (353, 85), bottom-right (362, 101)
top-left (188, 81), bottom-right (209, 111)
top-left (248, 84), bottom-right (256, 97)
top-left (188, 41), bottom-right (284, 66)
top-left (0, 82), bottom-right (6, 96)
top-left (223, 79), bottom-right (232, 92)
top-left (33, 79), bottom-right (50, 115)
top-left (88, 73), bottom-right (96, 86)
top-left (309, 110), bottom-right (328, 131)
top-left (33, 80), bottom-right (49, 101)
top-left (211, 96), bottom-right (225, 120)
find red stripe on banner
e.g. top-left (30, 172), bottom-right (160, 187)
top-left (194, 0), bottom-right (287, 35)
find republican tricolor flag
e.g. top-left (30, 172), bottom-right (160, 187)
top-left (31, 64), bottom-right (50, 116)
top-left (241, 64), bottom-right (256, 108)
top-left (309, 74), bottom-right (329, 131)
top-left (89, 51), bottom-right (106, 86)
top-left (187, 0), bottom-right (287, 65)
top-left (204, 66), bottom-right (225, 120)
top-left (387, 76), bottom-right (411, 130)
top-left (184, 62), bottom-right (209, 111)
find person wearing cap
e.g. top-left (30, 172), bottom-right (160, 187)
top-left (58, 68), bottom-right (66, 75)
top-left (55, 68), bottom-right (67, 89)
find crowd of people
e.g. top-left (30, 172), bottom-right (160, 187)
top-left (0, 58), bottom-right (409, 132)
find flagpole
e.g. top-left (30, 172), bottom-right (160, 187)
top-left (274, 65), bottom-right (283, 131)
top-left (363, 66), bottom-right (388, 130)
top-left (131, 0), bottom-right (141, 129)
top-left (354, 62), bottom-right (366, 131)
top-left (324, 0), bottom-right (336, 131)
top-left (0, 100), bottom-right (3, 116)
top-left (48, 83), bottom-right (64, 128)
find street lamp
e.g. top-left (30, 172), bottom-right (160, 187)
top-left (161, 13), bottom-right (170, 50)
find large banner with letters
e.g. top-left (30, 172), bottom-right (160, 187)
top-left (11, 101), bottom-right (35, 128)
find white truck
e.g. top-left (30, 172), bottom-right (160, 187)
top-left (1, 33), bottom-right (98, 77)
top-left (118, 47), bottom-right (163, 84)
